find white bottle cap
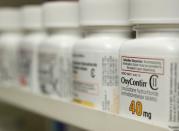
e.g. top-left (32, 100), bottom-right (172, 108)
top-left (43, 1), bottom-right (79, 28)
top-left (0, 8), bottom-right (21, 31)
top-left (80, 0), bottom-right (129, 26)
top-left (21, 5), bottom-right (43, 30)
top-left (130, 0), bottom-right (179, 24)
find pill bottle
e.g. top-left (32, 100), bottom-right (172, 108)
top-left (0, 8), bottom-right (22, 87)
top-left (38, 1), bottom-right (81, 99)
top-left (73, 0), bottom-right (131, 113)
top-left (19, 5), bottom-right (46, 93)
top-left (120, 0), bottom-right (179, 129)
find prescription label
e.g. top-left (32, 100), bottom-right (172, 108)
top-left (120, 56), bottom-right (179, 130)
top-left (73, 50), bottom-right (119, 113)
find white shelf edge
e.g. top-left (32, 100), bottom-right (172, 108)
top-left (0, 87), bottom-right (169, 131)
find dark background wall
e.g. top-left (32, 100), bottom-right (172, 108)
top-left (0, 0), bottom-right (78, 7)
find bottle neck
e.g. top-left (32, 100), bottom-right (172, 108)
top-left (1, 30), bottom-right (22, 36)
top-left (135, 24), bottom-right (179, 38)
top-left (48, 28), bottom-right (81, 37)
top-left (84, 26), bottom-right (131, 39)
top-left (25, 29), bottom-right (45, 34)
top-left (4, 29), bottom-right (22, 33)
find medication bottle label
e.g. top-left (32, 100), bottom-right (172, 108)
top-left (56, 47), bottom-right (73, 99)
top-left (38, 51), bottom-right (59, 94)
top-left (18, 47), bottom-right (32, 87)
top-left (0, 48), bottom-right (6, 82)
top-left (0, 47), bottom-right (17, 84)
top-left (120, 56), bottom-right (179, 130)
top-left (73, 50), bottom-right (119, 113)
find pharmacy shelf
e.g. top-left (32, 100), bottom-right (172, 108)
top-left (0, 87), bottom-right (168, 131)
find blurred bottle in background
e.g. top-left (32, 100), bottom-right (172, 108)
top-left (38, 1), bottom-right (81, 100)
top-left (0, 8), bottom-right (22, 87)
top-left (18, 5), bottom-right (46, 93)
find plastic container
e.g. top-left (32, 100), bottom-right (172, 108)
top-left (120, 0), bottom-right (179, 129)
top-left (38, 1), bottom-right (81, 100)
top-left (0, 8), bottom-right (22, 87)
top-left (73, 0), bottom-right (131, 113)
top-left (19, 5), bottom-right (46, 93)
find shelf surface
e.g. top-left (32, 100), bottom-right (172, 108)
top-left (0, 87), bottom-right (169, 131)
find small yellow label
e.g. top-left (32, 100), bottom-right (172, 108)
top-left (73, 99), bottom-right (95, 107)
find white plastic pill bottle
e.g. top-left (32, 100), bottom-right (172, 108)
top-left (38, 1), bottom-right (81, 99)
top-left (0, 8), bottom-right (22, 87)
top-left (73, 0), bottom-right (131, 113)
top-left (19, 5), bottom-right (46, 92)
top-left (120, 0), bottom-right (179, 129)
